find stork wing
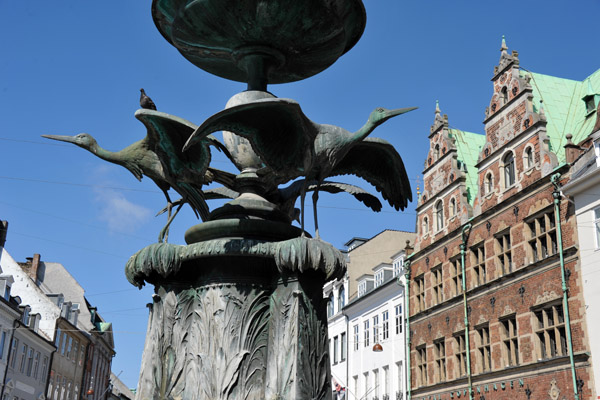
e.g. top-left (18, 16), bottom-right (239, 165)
top-left (278, 179), bottom-right (382, 212)
top-left (184, 98), bottom-right (317, 173)
top-left (135, 109), bottom-right (214, 180)
top-left (330, 137), bottom-right (412, 211)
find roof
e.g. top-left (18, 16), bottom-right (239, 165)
top-left (527, 68), bottom-right (600, 162)
top-left (448, 128), bottom-right (486, 204)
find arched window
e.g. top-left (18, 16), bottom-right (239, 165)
top-left (423, 216), bottom-right (429, 234)
top-left (434, 144), bottom-right (440, 160)
top-left (524, 146), bottom-right (534, 169)
top-left (338, 286), bottom-right (345, 310)
top-left (503, 152), bottom-right (515, 187)
top-left (485, 173), bottom-right (493, 194)
top-left (450, 198), bottom-right (457, 216)
top-left (501, 86), bottom-right (508, 104)
top-left (435, 201), bottom-right (444, 231)
top-left (327, 293), bottom-right (334, 317)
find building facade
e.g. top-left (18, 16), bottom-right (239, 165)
top-left (406, 40), bottom-right (597, 400)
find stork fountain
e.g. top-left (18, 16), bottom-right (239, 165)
top-left (46, 1), bottom-right (414, 398)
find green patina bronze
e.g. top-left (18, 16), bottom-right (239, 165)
top-left (45, 1), bottom-right (416, 398)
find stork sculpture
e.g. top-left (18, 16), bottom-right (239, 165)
top-left (185, 98), bottom-right (414, 237)
top-left (43, 109), bottom-right (235, 242)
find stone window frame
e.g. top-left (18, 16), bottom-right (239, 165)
top-left (431, 265), bottom-right (443, 305)
top-left (450, 256), bottom-right (463, 297)
top-left (502, 151), bottom-right (516, 189)
top-left (453, 332), bottom-right (467, 378)
top-left (435, 200), bottom-right (444, 232)
top-left (470, 242), bottom-right (486, 287)
top-left (495, 229), bottom-right (512, 276)
top-left (526, 209), bottom-right (557, 263)
top-left (475, 323), bottom-right (492, 373)
top-left (523, 144), bottom-right (535, 170)
top-left (433, 338), bottom-right (446, 383)
top-left (416, 344), bottom-right (428, 387)
top-left (532, 300), bottom-right (567, 360)
top-left (414, 274), bottom-right (426, 312)
top-left (484, 171), bottom-right (494, 196)
top-left (499, 313), bottom-right (519, 367)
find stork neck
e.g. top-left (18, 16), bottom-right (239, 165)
top-left (91, 143), bottom-right (122, 164)
top-left (352, 118), bottom-right (379, 142)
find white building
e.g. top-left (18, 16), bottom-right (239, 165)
top-left (326, 232), bottom-right (414, 400)
top-left (345, 251), bottom-right (407, 400)
top-left (562, 121), bottom-right (600, 397)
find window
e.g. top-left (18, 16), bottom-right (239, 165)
top-left (503, 152), bottom-right (515, 188)
top-left (414, 275), bottom-right (425, 312)
top-left (432, 266), bottom-right (443, 305)
top-left (26, 347), bottom-right (34, 376)
top-left (594, 208), bottom-right (600, 249)
top-left (66, 336), bottom-right (72, 359)
top-left (416, 346), bottom-right (427, 386)
top-left (333, 336), bottom-right (339, 363)
top-left (434, 144), bottom-right (440, 160)
top-left (472, 244), bottom-right (486, 286)
top-left (497, 231), bottom-right (512, 275)
top-left (33, 351), bottom-right (40, 379)
top-left (327, 293), bottom-right (334, 317)
top-left (382, 311), bottom-right (389, 340)
top-left (395, 305), bottom-right (403, 334)
top-left (19, 344), bottom-right (27, 373)
top-left (337, 286), bottom-right (345, 310)
top-left (340, 332), bottom-right (346, 361)
top-left (383, 365), bottom-right (390, 396)
top-left (527, 212), bottom-right (557, 262)
top-left (72, 340), bottom-right (79, 362)
top-left (354, 325), bottom-right (359, 351)
top-left (55, 328), bottom-right (61, 347)
top-left (434, 339), bottom-right (446, 383)
top-left (477, 325), bottom-right (491, 373)
top-left (485, 173), bottom-right (493, 194)
top-left (375, 271), bottom-right (384, 287)
top-left (501, 86), bottom-right (508, 104)
top-left (455, 334), bottom-right (467, 378)
top-left (501, 315), bottom-right (519, 366)
top-left (358, 281), bottom-right (367, 297)
top-left (78, 345), bottom-right (85, 367)
top-left (435, 200), bottom-right (444, 231)
top-left (423, 216), bottom-right (429, 234)
top-left (364, 320), bottom-right (370, 347)
top-left (585, 96), bottom-right (596, 114)
top-left (450, 198), bottom-right (457, 216)
top-left (61, 332), bottom-right (67, 355)
top-left (41, 356), bottom-right (48, 383)
top-left (48, 376), bottom-right (54, 400)
top-left (0, 331), bottom-right (6, 360)
top-left (524, 146), bottom-right (534, 169)
top-left (451, 257), bottom-right (463, 296)
top-left (9, 338), bottom-right (18, 368)
top-left (535, 303), bottom-right (567, 359)
top-left (373, 315), bottom-right (379, 344)
top-left (393, 257), bottom-right (404, 277)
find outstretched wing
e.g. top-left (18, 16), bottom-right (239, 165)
top-left (135, 109), bottom-right (213, 180)
top-left (184, 98), bottom-right (317, 173)
top-left (278, 179), bottom-right (382, 212)
top-left (330, 137), bottom-right (412, 211)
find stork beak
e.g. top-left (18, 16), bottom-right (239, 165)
top-left (41, 134), bottom-right (78, 144)
top-left (386, 106), bottom-right (418, 118)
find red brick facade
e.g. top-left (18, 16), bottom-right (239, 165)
top-left (406, 44), bottom-right (593, 400)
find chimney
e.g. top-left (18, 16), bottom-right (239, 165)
top-left (564, 134), bottom-right (584, 164)
top-left (24, 254), bottom-right (41, 283)
top-left (0, 220), bottom-right (7, 248)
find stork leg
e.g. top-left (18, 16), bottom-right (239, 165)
top-left (299, 180), bottom-right (307, 237)
top-left (312, 183), bottom-right (321, 239)
top-left (158, 201), bottom-right (184, 243)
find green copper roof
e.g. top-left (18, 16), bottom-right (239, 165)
top-left (526, 67), bottom-right (600, 163)
top-left (449, 129), bottom-right (486, 205)
top-left (95, 321), bottom-right (112, 333)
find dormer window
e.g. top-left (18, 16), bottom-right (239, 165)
top-left (375, 270), bottom-right (384, 287)
top-left (393, 258), bottom-right (404, 277)
top-left (358, 281), bottom-right (367, 297)
top-left (4, 285), bottom-right (10, 301)
top-left (22, 307), bottom-right (30, 326)
top-left (585, 96), bottom-right (596, 114)
top-left (338, 286), bottom-right (345, 310)
top-left (327, 293), bottom-right (334, 317)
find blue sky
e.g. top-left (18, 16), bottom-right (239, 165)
top-left (1, 1), bottom-right (599, 389)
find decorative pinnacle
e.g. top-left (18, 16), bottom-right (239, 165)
top-left (500, 35), bottom-right (508, 53)
top-left (435, 100), bottom-right (441, 116)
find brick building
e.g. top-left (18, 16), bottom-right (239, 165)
top-left (405, 39), bottom-right (598, 400)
